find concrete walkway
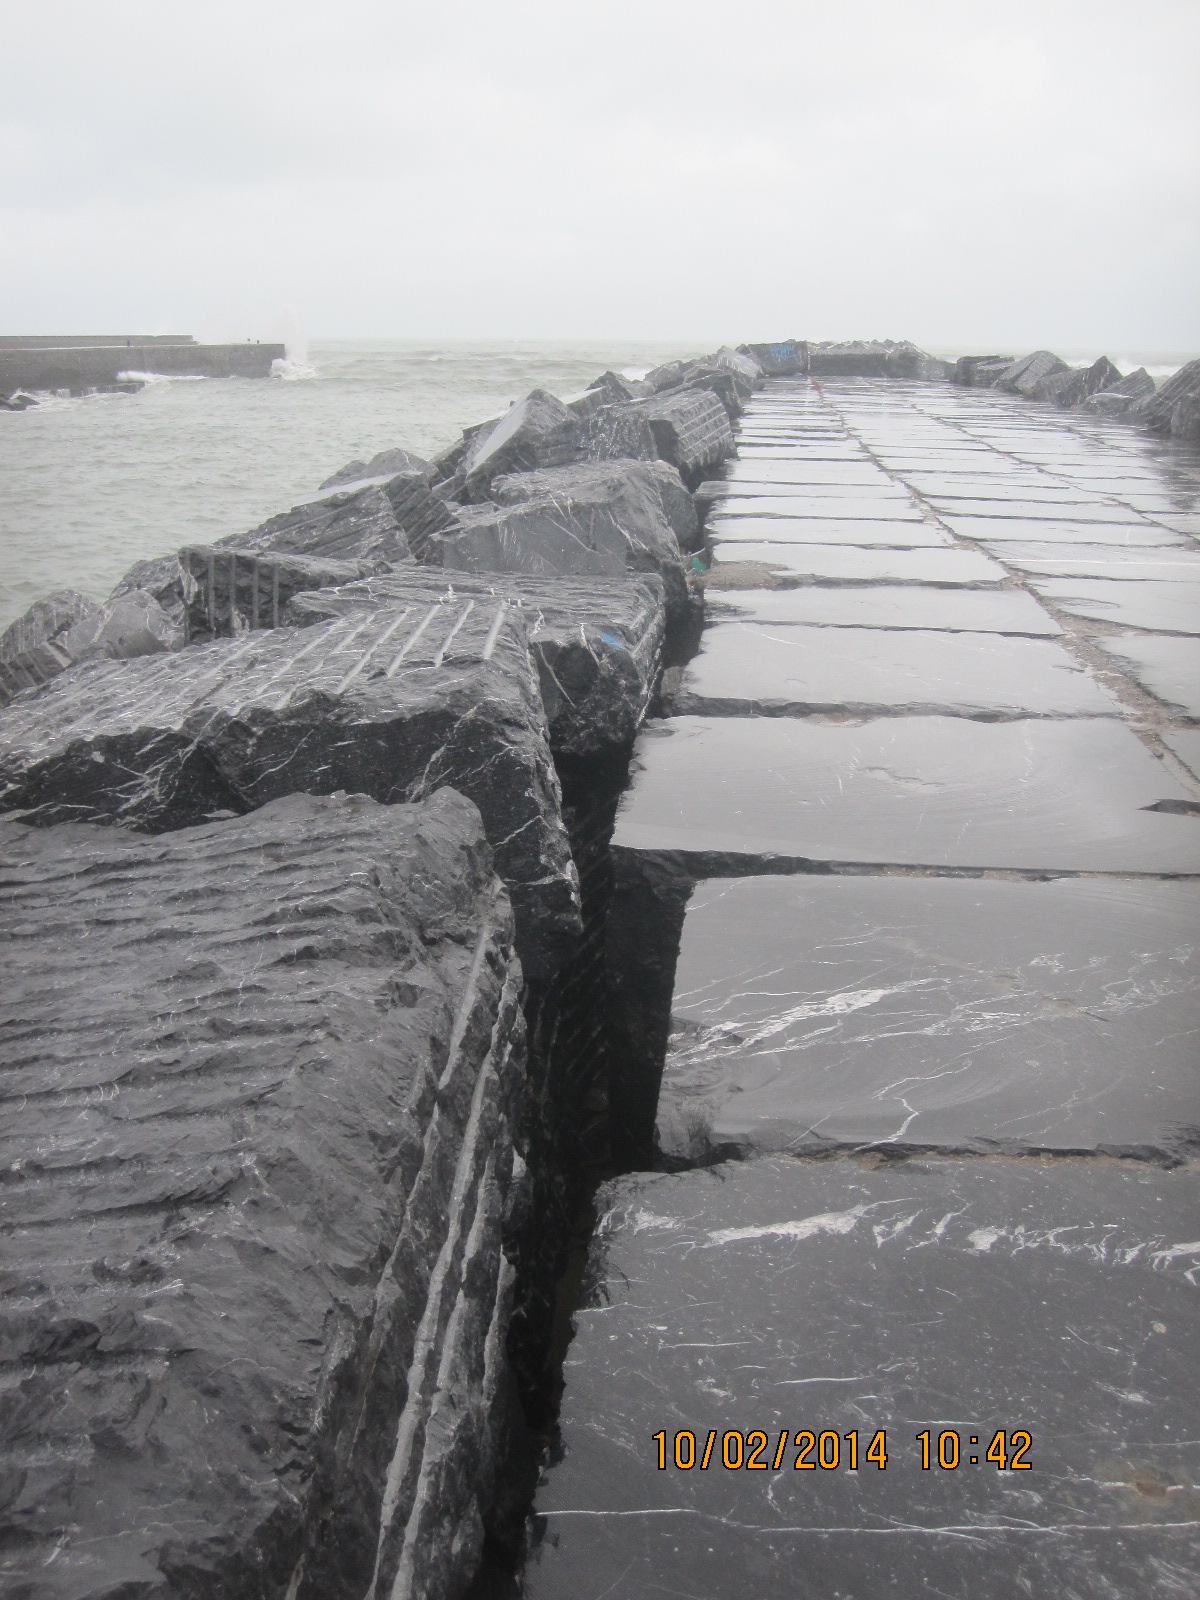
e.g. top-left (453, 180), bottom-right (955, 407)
top-left (526, 378), bottom-right (1200, 1597)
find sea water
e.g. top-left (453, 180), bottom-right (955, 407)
top-left (0, 340), bottom-right (702, 631)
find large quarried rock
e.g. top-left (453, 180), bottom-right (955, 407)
top-left (952, 354), bottom-right (1015, 386)
top-left (285, 569), bottom-right (667, 757)
top-left (639, 388), bottom-right (734, 484)
top-left (0, 605), bottom-right (579, 979)
top-left (320, 445), bottom-right (434, 489)
top-left (714, 345), bottom-right (763, 384)
top-left (997, 349), bottom-right (1071, 396)
top-left (738, 339), bottom-right (808, 375)
top-left (575, 401), bottom-right (660, 464)
top-left (1031, 354), bottom-right (1122, 406)
top-left (490, 459), bottom-right (700, 553)
top-left (808, 339), bottom-right (946, 379)
top-left (0, 589), bottom-right (96, 703)
top-left (1129, 356), bottom-right (1200, 438)
top-left (1082, 366), bottom-right (1156, 416)
top-left (461, 390), bottom-right (580, 501)
top-left (431, 481), bottom-right (689, 628)
top-left (0, 789), bottom-right (530, 1600)
top-left (0, 589), bottom-right (179, 707)
top-left (221, 484), bottom-right (413, 566)
top-left (180, 544), bottom-right (376, 638)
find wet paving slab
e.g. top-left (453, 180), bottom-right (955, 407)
top-left (708, 517), bottom-right (947, 549)
top-left (526, 1157), bottom-right (1200, 1600)
top-left (703, 584), bottom-right (1061, 634)
top-left (1027, 577), bottom-right (1200, 635)
top-left (610, 715), bottom-right (1200, 874)
top-left (656, 875), bottom-right (1200, 1165)
top-left (1096, 635), bottom-right (1200, 718)
top-left (672, 623), bottom-right (1116, 719)
top-left (972, 544), bottom-right (1200, 581)
top-left (713, 495), bottom-right (923, 520)
top-left (939, 515), bottom-right (1187, 547)
top-left (707, 542), bottom-right (1009, 585)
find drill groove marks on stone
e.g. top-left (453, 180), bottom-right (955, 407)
top-left (0, 602), bottom-right (579, 979)
top-left (0, 790), bottom-right (526, 1600)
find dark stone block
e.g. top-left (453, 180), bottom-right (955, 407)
top-left (639, 388), bottom-right (735, 485)
top-left (0, 607), bottom-right (579, 979)
top-left (0, 590), bottom-right (179, 707)
top-left (1128, 357), bottom-right (1200, 435)
top-left (462, 390), bottom-right (580, 501)
top-left (0, 789), bottom-right (529, 1600)
top-left (181, 545), bottom-right (374, 638)
top-left (220, 484), bottom-right (412, 566)
top-left (738, 340), bottom-right (808, 375)
top-left (319, 445), bottom-right (433, 489)
top-left (1080, 366), bottom-right (1156, 416)
top-left (657, 875), bottom-right (1200, 1165)
top-left (1032, 355), bottom-right (1122, 407)
top-left (574, 401), bottom-right (660, 464)
top-left (997, 350), bottom-right (1071, 396)
top-left (526, 1157), bottom-right (1200, 1599)
top-left (490, 459), bottom-right (699, 553)
top-left (808, 339), bottom-right (945, 379)
top-left (433, 480), bottom-right (689, 629)
top-left (284, 568), bottom-right (667, 758)
top-left (952, 354), bottom-right (1015, 386)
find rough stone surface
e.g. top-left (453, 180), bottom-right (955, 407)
top-left (221, 485), bottom-right (412, 566)
top-left (0, 590), bottom-right (179, 707)
top-left (1129, 357), bottom-right (1200, 437)
top-left (639, 388), bottom-right (734, 484)
top-left (0, 789), bottom-right (528, 1600)
top-left (491, 459), bottom-right (699, 554)
top-left (573, 401), bottom-right (660, 465)
top-left (181, 545), bottom-right (374, 638)
top-left (1096, 632), bottom-right (1200, 717)
top-left (461, 390), bottom-right (579, 500)
top-left (656, 875), bottom-right (1200, 1165)
top-left (952, 354), bottom-right (1014, 386)
top-left (284, 569), bottom-right (667, 757)
top-left (0, 589), bottom-right (98, 703)
top-left (738, 340), bottom-right (808, 376)
top-left (1032, 355), bottom-right (1122, 407)
top-left (1080, 366), bottom-right (1157, 416)
top-left (998, 350), bottom-right (1071, 396)
top-left (703, 583), bottom-right (1061, 634)
top-left (526, 1157), bottom-right (1200, 1599)
top-left (319, 445), bottom-right (433, 489)
top-left (808, 339), bottom-right (947, 380)
top-left (0, 606), bottom-right (579, 979)
top-left (433, 486), bottom-right (688, 628)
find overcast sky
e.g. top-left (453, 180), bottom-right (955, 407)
top-left (2, 0), bottom-right (1198, 352)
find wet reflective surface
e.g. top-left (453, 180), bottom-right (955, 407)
top-left (658, 875), bottom-right (1200, 1162)
top-left (613, 714), bottom-right (1200, 872)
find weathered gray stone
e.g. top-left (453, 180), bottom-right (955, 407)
top-left (461, 390), bottom-right (580, 501)
top-left (1033, 354), bottom-right (1122, 407)
top-left (221, 484), bottom-right (412, 566)
top-left (0, 789), bottom-right (529, 1600)
top-left (1080, 366), bottom-right (1157, 416)
top-left (639, 388), bottom-right (734, 484)
top-left (491, 459), bottom-right (699, 553)
top-left (0, 590), bottom-right (97, 702)
top-left (433, 481), bottom-right (689, 628)
top-left (284, 569), bottom-right (667, 758)
top-left (180, 546), bottom-right (375, 638)
top-left (714, 345), bottom-right (764, 384)
top-left (0, 606), bottom-right (579, 979)
top-left (738, 340), bottom-right (808, 375)
top-left (0, 590), bottom-right (180, 707)
top-left (526, 1157), bottom-right (1200, 1599)
top-left (998, 350), bottom-right (1071, 396)
top-left (574, 401), bottom-right (660, 464)
top-left (808, 339), bottom-right (946, 380)
top-left (319, 445), bottom-right (433, 489)
top-left (1128, 357), bottom-right (1200, 436)
top-left (952, 354), bottom-right (1015, 386)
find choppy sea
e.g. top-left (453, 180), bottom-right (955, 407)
top-left (0, 340), bottom-right (705, 632)
top-left (0, 340), bottom-right (1190, 634)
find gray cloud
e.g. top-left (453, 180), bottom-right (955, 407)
top-left (2, 0), bottom-right (1197, 349)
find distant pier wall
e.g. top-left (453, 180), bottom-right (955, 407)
top-left (1, 338), bottom-right (286, 396)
